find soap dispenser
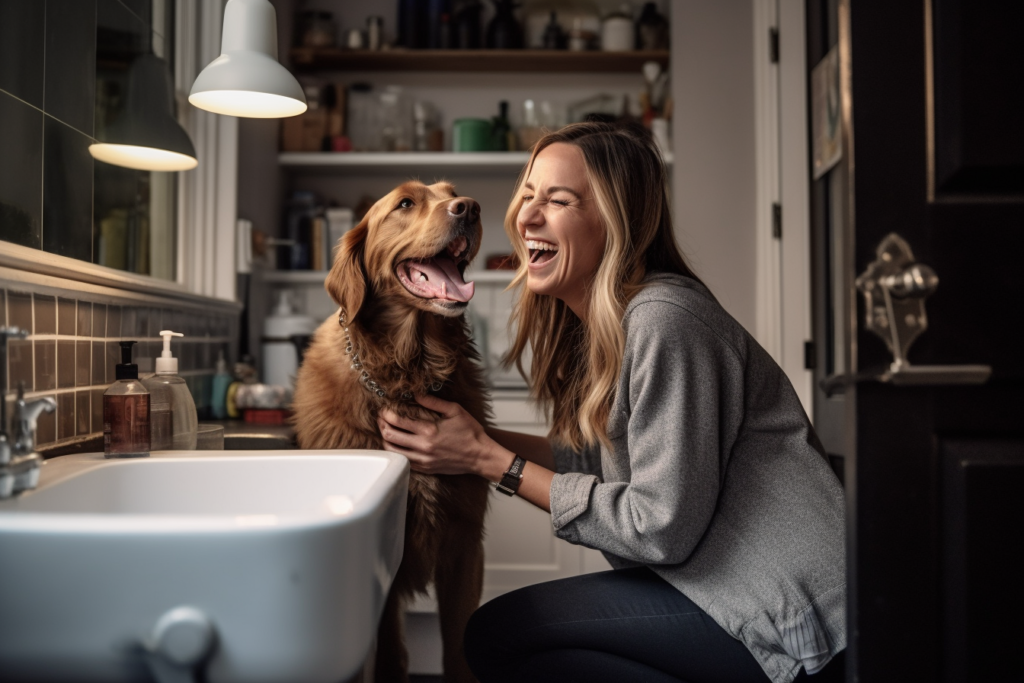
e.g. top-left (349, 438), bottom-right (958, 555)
top-left (142, 330), bottom-right (198, 450)
top-left (103, 341), bottom-right (151, 458)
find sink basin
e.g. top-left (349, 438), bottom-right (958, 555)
top-left (0, 450), bottom-right (409, 683)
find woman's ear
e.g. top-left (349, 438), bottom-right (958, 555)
top-left (325, 217), bottom-right (369, 319)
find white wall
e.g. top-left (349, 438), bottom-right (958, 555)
top-left (670, 0), bottom-right (758, 334)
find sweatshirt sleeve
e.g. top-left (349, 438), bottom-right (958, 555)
top-left (548, 300), bottom-right (745, 566)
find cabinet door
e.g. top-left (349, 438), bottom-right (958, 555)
top-left (482, 396), bottom-right (610, 604)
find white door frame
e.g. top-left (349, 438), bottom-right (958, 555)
top-left (753, 0), bottom-right (813, 415)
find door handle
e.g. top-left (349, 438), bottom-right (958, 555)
top-left (821, 233), bottom-right (991, 396)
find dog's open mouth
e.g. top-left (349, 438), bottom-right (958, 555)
top-left (396, 235), bottom-right (475, 303)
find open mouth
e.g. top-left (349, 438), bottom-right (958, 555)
top-left (527, 239), bottom-right (559, 266)
top-left (396, 235), bottom-right (475, 303)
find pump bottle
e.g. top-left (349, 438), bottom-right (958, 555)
top-left (103, 341), bottom-right (150, 458)
top-left (142, 330), bottom-right (198, 450)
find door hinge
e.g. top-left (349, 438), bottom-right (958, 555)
top-left (804, 341), bottom-right (817, 370)
top-left (772, 202), bottom-right (782, 239)
top-left (770, 28), bottom-right (779, 63)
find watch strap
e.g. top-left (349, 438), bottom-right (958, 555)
top-left (495, 455), bottom-right (526, 496)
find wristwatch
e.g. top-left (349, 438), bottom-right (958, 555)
top-left (495, 455), bottom-right (527, 496)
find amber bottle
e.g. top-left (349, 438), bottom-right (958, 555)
top-left (103, 341), bottom-right (151, 458)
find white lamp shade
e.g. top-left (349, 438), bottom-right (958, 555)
top-left (189, 0), bottom-right (307, 118)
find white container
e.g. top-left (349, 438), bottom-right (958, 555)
top-left (262, 291), bottom-right (317, 391)
top-left (601, 5), bottom-right (634, 52)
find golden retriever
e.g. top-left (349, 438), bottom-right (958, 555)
top-left (292, 181), bottom-right (490, 683)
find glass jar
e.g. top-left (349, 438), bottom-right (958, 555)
top-left (299, 11), bottom-right (336, 48)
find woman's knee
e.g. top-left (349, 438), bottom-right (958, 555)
top-left (463, 595), bottom-right (512, 681)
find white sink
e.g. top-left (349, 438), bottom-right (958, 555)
top-left (0, 450), bottom-right (409, 683)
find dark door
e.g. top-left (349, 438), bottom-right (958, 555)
top-left (807, 1), bottom-right (1024, 681)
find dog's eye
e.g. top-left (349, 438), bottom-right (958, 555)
top-left (398, 198), bottom-right (415, 209)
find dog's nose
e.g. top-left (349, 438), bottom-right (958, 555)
top-left (448, 198), bottom-right (481, 221)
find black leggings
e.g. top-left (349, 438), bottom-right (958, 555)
top-left (464, 567), bottom-right (845, 683)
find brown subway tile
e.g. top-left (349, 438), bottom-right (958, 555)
top-left (105, 342), bottom-right (118, 383)
top-left (7, 338), bottom-right (33, 393)
top-left (35, 395), bottom-right (55, 445)
top-left (35, 339), bottom-right (56, 391)
top-left (7, 292), bottom-right (32, 332)
top-left (120, 307), bottom-right (135, 337)
top-left (136, 308), bottom-right (149, 338)
top-left (91, 388), bottom-right (104, 433)
top-left (58, 297), bottom-right (75, 335)
top-left (57, 392), bottom-right (74, 440)
top-left (106, 305), bottom-right (121, 338)
top-left (76, 390), bottom-right (91, 435)
top-left (91, 341), bottom-right (105, 384)
top-left (57, 340), bottom-right (75, 388)
top-left (76, 340), bottom-right (91, 386)
top-left (77, 300), bottom-right (92, 336)
top-left (92, 303), bottom-right (106, 339)
top-left (34, 295), bottom-right (55, 334)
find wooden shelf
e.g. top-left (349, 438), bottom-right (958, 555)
top-left (278, 151), bottom-right (672, 174)
top-left (290, 48), bottom-right (670, 73)
top-left (254, 269), bottom-right (326, 284)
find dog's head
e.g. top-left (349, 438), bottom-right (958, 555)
top-left (326, 180), bottom-right (482, 320)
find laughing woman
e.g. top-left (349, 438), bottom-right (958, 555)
top-left (378, 121), bottom-right (846, 683)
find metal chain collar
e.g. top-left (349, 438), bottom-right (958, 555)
top-left (338, 310), bottom-right (441, 402)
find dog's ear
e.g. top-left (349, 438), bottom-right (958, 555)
top-left (325, 216), bottom-right (370, 319)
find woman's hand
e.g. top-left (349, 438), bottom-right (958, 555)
top-left (378, 394), bottom-right (511, 479)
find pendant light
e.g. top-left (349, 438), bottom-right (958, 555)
top-left (89, 54), bottom-right (198, 172)
top-left (189, 0), bottom-right (307, 118)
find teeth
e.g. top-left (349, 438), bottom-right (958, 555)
top-left (417, 272), bottom-right (427, 282)
top-left (526, 240), bottom-right (558, 252)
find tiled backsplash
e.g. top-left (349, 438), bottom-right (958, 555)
top-left (2, 285), bottom-right (239, 449)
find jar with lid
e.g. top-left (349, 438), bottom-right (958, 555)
top-left (298, 10), bottom-right (336, 48)
top-left (601, 4), bottom-right (634, 52)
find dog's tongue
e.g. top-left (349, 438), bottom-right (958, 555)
top-left (412, 256), bottom-right (475, 302)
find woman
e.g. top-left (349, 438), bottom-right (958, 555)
top-left (378, 121), bottom-right (846, 683)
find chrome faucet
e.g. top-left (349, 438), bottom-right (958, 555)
top-left (1, 326), bottom-right (56, 499)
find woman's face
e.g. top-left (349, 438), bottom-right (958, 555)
top-left (516, 143), bottom-right (605, 315)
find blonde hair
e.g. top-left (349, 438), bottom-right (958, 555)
top-left (504, 122), bottom-right (702, 451)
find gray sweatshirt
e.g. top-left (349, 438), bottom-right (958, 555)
top-left (548, 273), bottom-right (846, 683)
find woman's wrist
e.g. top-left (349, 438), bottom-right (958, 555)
top-left (475, 437), bottom-right (517, 482)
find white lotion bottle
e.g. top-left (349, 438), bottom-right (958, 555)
top-left (142, 330), bottom-right (199, 450)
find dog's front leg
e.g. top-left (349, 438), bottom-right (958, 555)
top-left (434, 517), bottom-right (485, 683)
top-left (374, 584), bottom-right (409, 683)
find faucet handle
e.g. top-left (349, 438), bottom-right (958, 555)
top-left (12, 388), bottom-right (57, 457)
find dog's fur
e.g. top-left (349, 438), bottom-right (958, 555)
top-left (292, 181), bottom-right (490, 683)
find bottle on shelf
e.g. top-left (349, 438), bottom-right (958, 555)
top-left (491, 101), bottom-right (514, 151)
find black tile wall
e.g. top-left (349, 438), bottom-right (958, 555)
top-left (44, 0), bottom-right (97, 137)
top-left (2, 287), bottom-right (240, 448)
top-left (3, 0), bottom-right (176, 280)
top-left (0, 92), bottom-right (43, 249)
top-left (42, 118), bottom-right (94, 262)
top-left (0, 1), bottom-right (46, 108)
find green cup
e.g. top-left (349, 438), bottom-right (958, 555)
top-left (452, 118), bottom-right (494, 152)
